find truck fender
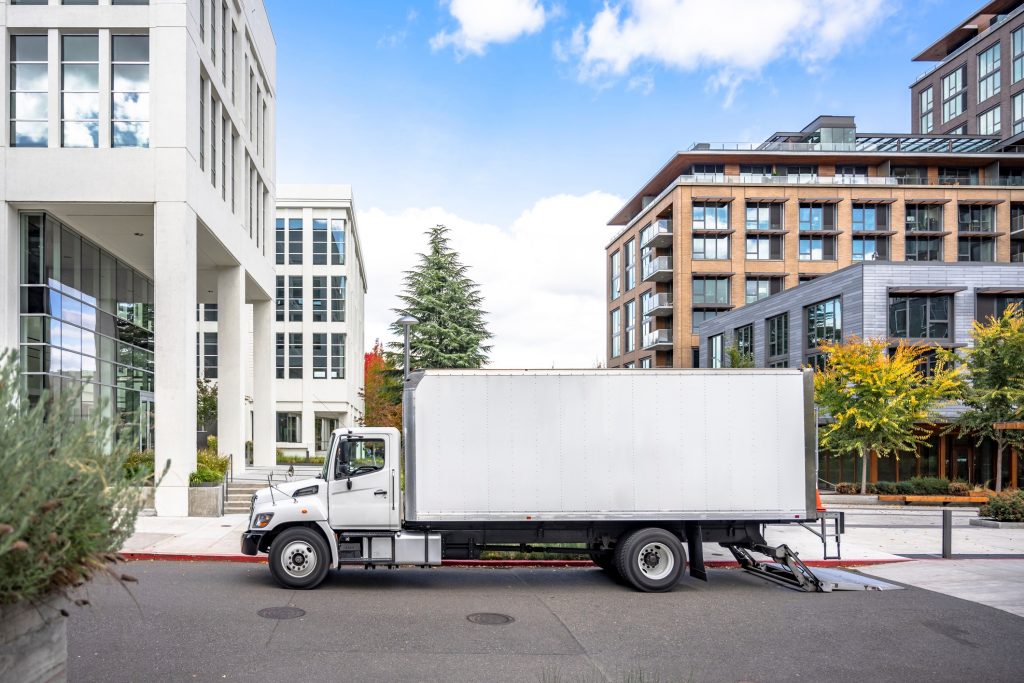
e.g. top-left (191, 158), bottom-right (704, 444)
top-left (314, 520), bottom-right (339, 567)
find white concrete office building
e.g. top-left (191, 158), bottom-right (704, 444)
top-left (274, 185), bottom-right (366, 458)
top-left (0, 0), bottom-right (278, 515)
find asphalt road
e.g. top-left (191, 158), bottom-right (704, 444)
top-left (67, 561), bottom-right (1024, 683)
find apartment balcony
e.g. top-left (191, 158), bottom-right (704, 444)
top-left (664, 173), bottom-right (1024, 188)
top-left (641, 256), bottom-right (673, 283)
top-left (640, 218), bottom-right (673, 248)
top-left (642, 329), bottom-right (673, 350)
top-left (642, 293), bottom-right (673, 317)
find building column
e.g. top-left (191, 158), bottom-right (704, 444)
top-left (252, 298), bottom-right (276, 467)
top-left (154, 202), bottom-right (198, 516)
top-left (0, 205), bottom-right (19, 352)
top-left (217, 265), bottom-right (247, 477)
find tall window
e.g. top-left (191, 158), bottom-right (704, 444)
top-left (610, 251), bottom-right (621, 300)
top-left (692, 277), bottom-right (730, 305)
top-left (610, 308), bottom-right (621, 358)
top-left (624, 239), bottom-right (636, 291)
top-left (209, 99), bottom-right (217, 187)
top-left (734, 324), bottom-right (753, 358)
top-left (275, 333), bottom-right (284, 379)
top-left (708, 335), bottom-right (723, 368)
top-left (275, 218), bottom-right (285, 264)
top-left (766, 313), bottom-right (789, 368)
top-left (625, 299), bottom-right (636, 353)
top-left (693, 202), bottom-right (729, 230)
top-left (312, 219), bottom-right (328, 265)
top-left (222, 2), bottom-right (229, 83)
top-left (330, 218), bottom-right (346, 265)
top-left (978, 106), bottom-right (1001, 135)
top-left (920, 86), bottom-right (934, 133)
top-left (111, 35), bottom-right (149, 147)
top-left (941, 66), bottom-right (966, 123)
top-left (288, 333), bottom-right (302, 379)
top-left (331, 333), bottom-right (345, 379)
top-left (852, 236), bottom-right (887, 261)
top-left (799, 236), bottom-right (835, 261)
top-left (331, 276), bottom-right (346, 323)
top-left (889, 295), bottom-right (951, 340)
top-left (1014, 92), bottom-right (1024, 135)
top-left (745, 203), bottom-right (784, 231)
top-left (978, 43), bottom-right (1001, 103)
top-left (693, 234), bottom-right (729, 259)
top-left (288, 276), bottom-right (302, 322)
top-left (203, 332), bottom-right (217, 379)
top-left (11, 35), bottom-right (48, 147)
top-left (198, 77), bottom-right (206, 168)
top-left (220, 115), bottom-right (227, 199)
top-left (277, 413), bottom-right (301, 443)
top-left (1015, 26), bottom-right (1024, 83)
top-left (745, 277), bottom-right (782, 303)
top-left (799, 204), bottom-right (835, 231)
top-left (275, 275), bottom-right (284, 322)
top-left (199, 0), bottom-right (206, 43)
top-left (230, 128), bottom-right (238, 212)
top-left (852, 204), bottom-right (887, 232)
top-left (798, 203), bottom-right (836, 261)
top-left (288, 218), bottom-right (302, 264)
top-left (311, 276), bottom-right (327, 322)
top-left (210, 0), bottom-right (217, 65)
top-left (312, 333), bottom-right (327, 379)
top-left (61, 34), bottom-right (99, 147)
top-left (745, 235), bottom-right (783, 260)
top-left (805, 297), bottom-right (842, 370)
top-left (958, 204), bottom-right (995, 231)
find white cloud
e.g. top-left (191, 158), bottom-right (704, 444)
top-left (565, 0), bottom-right (891, 96)
top-left (359, 192), bottom-right (624, 369)
top-left (431, 0), bottom-right (549, 57)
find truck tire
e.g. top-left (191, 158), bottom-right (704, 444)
top-left (268, 527), bottom-right (331, 590)
top-left (589, 547), bottom-right (621, 579)
top-left (614, 528), bottom-right (685, 592)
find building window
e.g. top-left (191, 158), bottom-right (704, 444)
top-left (977, 294), bottom-right (1024, 322)
top-left (204, 303), bottom-right (217, 321)
top-left (739, 164), bottom-right (772, 178)
top-left (767, 313), bottom-right (789, 367)
top-left (1014, 92), bottom-right (1024, 135)
top-left (330, 218), bottom-right (345, 265)
top-left (889, 295), bottom-right (951, 340)
top-left (610, 251), bottom-right (621, 300)
top-left (1015, 26), bottom-right (1024, 83)
top-left (691, 164), bottom-right (724, 181)
top-left (230, 128), bottom-right (238, 212)
top-left (692, 277), bottom-right (730, 305)
top-left (275, 218), bottom-right (285, 265)
top-left (978, 43), bottom-right (1001, 103)
top-left (222, 1), bottom-right (229, 82)
top-left (852, 204), bottom-right (887, 231)
top-left (288, 218), bottom-right (302, 264)
top-left (799, 236), bottom-right (835, 261)
top-left (202, 332), bottom-right (217, 379)
top-left (625, 299), bottom-right (636, 353)
top-left (781, 165), bottom-right (817, 180)
top-left (851, 202), bottom-right (892, 260)
top-left (745, 235), bottom-right (783, 260)
top-left (209, 99), bottom-right (217, 186)
top-left (799, 204), bottom-right (834, 231)
top-left (692, 202), bottom-right (729, 230)
top-left (199, 77), bottom-right (206, 168)
top-left (906, 235), bottom-right (944, 261)
top-left (610, 308), bottom-right (621, 358)
top-left (275, 333), bottom-right (284, 379)
top-left (109, 34), bottom-right (150, 147)
top-left (745, 277), bottom-right (782, 303)
top-left (312, 219), bottom-right (328, 265)
top-left (275, 276), bottom-right (284, 322)
top-left (624, 239), bottom-right (636, 291)
top-left (692, 309), bottom-right (719, 333)
top-left (331, 333), bottom-right (346, 379)
top-left (639, 356), bottom-right (652, 369)
top-left (221, 115), bottom-right (227, 199)
top-left (312, 333), bottom-right (328, 379)
top-left (891, 166), bottom-right (927, 184)
top-left (978, 106), bottom-right (1001, 135)
top-left (941, 65), bottom-right (966, 123)
top-left (288, 333), bottom-right (302, 379)
top-left (938, 167), bottom-right (979, 185)
top-left (61, 34), bottom-right (99, 148)
top-left (708, 334), bottom-right (723, 368)
top-left (959, 237), bottom-right (996, 262)
top-left (1013, 204), bottom-right (1024, 262)
top-left (276, 412), bottom-right (301, 443)
top-left (852, 236), bottom-right (888, 261)
top-left (906, 204), bottom-right (943, 232)
top-left (734, 324), bottom-right (753, 358)
top-left (920, 86), bottom-right (934, 133)
top-left (805, 297), bottom-right (842, 369)
top-left (11, 35), bottom-right (48, 147)
top-left (311, 276), bottom-right (327, 322)
top-left (958, 204), bottom-right (995, 232)
top-left (745, 202), bottom-right (784, 231)
top-left (288, 276), bottom-right (302, 322)
top-left (693, 234), bottom-right (730, 260)
top-left (331, 276), bottom-right (346, 323)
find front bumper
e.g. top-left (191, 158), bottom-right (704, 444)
top-left (240, 531), bottom-right (265, 556)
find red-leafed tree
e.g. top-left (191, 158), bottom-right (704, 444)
top-left (359, 340), bottom-right (403, 431)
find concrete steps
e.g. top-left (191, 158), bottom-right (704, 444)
top-left (224, 466), bottom-right (321, 514)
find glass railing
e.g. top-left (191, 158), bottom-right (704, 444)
top-left (642, 293), bottom-right (673, 315)
top-left (672, 173), bottom-right (1024, 188)
top-left (640, 218), bottom-right (672, 247)
top-left (642, 256), bottom-right (672, 279)
top-left (642, 329), bottom-right (673, 348)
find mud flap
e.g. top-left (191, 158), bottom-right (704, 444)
top-left (685, 522), bottom-right (707, 582)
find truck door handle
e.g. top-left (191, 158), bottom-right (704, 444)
top-left (374, 489), bottom-right (387, 496)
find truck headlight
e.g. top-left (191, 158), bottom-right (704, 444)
top-left (253, 513), bottom-right (274, 528)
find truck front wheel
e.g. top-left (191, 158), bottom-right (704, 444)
top-left (615, 528), bottom-right (685, 592)
top-left (268, 527), bottom-right (331, 590)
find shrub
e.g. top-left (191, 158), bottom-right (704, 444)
top-left (0, 351), bottom-right (148, 605)
top-left (874, 481), bottom-right (897, 494)
top-left (895, 481), bottom-right (916, 495)
top-left (123, 449), bottom-right (155, 484)
top-left (980, 489), bottom-right (1024, 522)
top-left (948, 480), bottom-right (971, 496)
top-left (188, 447), bottom-right (229, 487)
top-left (206, 434), bottom-right (218, 452)
top-left (835, 482), bottom-right (859, 494)
top-left (908, 476), bottom-right (950, 495)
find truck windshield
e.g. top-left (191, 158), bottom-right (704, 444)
top-left (336, 439), bottom-right (386, 478)
top-left (321, 433), bottom-right (336, 480)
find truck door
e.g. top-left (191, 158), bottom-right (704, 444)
top-left (327, 435), bottom-right (398, 530)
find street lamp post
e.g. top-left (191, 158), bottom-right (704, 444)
top-left (398, 315), bottom-right (418, 381)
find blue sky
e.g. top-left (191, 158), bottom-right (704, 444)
top-left (264, 0), bottom-right (979, 367)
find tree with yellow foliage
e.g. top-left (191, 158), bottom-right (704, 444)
top-left (814, 337), bottom-right (961, 495)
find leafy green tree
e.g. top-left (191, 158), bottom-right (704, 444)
top-left (390, 225), bottom-right (492, 370)
top-left (949, 304), bottom-right (1024, 492)
top-left (725, 345), bottom-right (754, 368)
top-left (196, 378), bottom-right (217, 431)
top-left (814, 337), bottom-right (961, 495)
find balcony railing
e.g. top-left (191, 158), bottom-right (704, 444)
top-left (643, 293), bottom-right (673, 317)
top-left (641, 256), bottom-right (673, 283)
top-left (642, 329), bottom-right (673, 350)
top-left (669, 172), bottom-right (1024, 188)
top-left (640, 218), bottom-right (673, 248)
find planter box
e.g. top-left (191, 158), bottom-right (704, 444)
top-left (969, 518), bottom-right (1024, 529)
top-left (188, 483), bottom-right (224, 517)
top-left (878, 494), bottom-right (990, 505)
top-left (0, 597), bottom-right (67, 682)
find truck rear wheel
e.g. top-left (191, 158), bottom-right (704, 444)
top-left (268, 527), bottom-right (331, 590)
top-left (615, 528), bottom-right (685, 592)
top-left (589, 546), bottom-right (620, 579)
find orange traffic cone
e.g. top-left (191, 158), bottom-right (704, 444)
top-left (816, 489), bottom-right (826, 512)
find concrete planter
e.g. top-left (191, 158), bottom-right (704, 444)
top-left (0, 596), bottom-right (67, 683)
top-left (188, 483), bottom-right (224, 517)
top-left (969, 518), bottom-right (1024, 529)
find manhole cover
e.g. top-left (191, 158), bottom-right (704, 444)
top-left (257, 606), bottom-right (306, 620)
top-left (467, 612), bottom-right (514, 625)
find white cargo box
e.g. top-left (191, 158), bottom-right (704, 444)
top-left (404, 369), bottom-right (814, 523)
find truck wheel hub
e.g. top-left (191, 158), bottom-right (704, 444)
top-left (637, 541), bottom-right (674, 580)
top-left (281, 540), bottom-right (317, 578)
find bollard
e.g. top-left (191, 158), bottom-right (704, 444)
top-left (942, 509), bottom-right (952, 559)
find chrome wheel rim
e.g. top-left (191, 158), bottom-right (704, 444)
top-left (281, 540), bottom-right (317, 578)
top-left (637, 542), bottom-right (674, 580)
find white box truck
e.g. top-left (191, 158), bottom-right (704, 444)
top-left (241, 368), bottom-right (824, 592)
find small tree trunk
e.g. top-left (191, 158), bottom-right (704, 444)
top-left (860, 445), bottom-right (869, 495)
top-left (995, 439), bottom-right (1004, 493)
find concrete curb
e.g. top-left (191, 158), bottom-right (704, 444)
top-left (120, 551), bottom-right (911, 569)
top-left (969, 518), bottom-right (1024, 529)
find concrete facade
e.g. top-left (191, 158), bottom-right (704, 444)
top-left (0, 0), bottom-right (278, 515)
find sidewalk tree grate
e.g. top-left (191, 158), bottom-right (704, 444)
top-left (466, 612), bottom-right (514, 625)
top-left (257, 606), bottom-right (305, 620)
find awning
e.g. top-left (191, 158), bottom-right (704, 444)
top-left (887, 286), bottom-right (968, 295)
